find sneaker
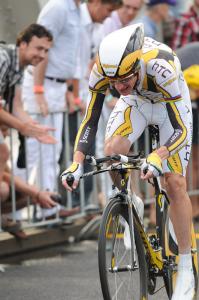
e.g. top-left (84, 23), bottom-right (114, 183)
top-left (171, 267), bottom-right (195, 300)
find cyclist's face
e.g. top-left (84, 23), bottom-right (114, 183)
top-left (109, 73), bottom-right (138, 96)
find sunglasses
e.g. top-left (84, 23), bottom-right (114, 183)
top-left (109, 72), bottom-right (138, 86)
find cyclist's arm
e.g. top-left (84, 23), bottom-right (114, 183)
top-left (155, 99), bottom-right (188, 160)
top-left (73, 63), bottom-right (109, 161)
top-left (74, 89), bottom-right (107, 155)
top-left (151, 58), bottom-right (188, 159)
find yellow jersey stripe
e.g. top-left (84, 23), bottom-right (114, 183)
top-left (167, 152), bottom-right (183, 174)
top-left (167, 103), bottom-right (187, 153)
top-left (74, 92), bottom-right (97, 151)
top-left (112, 107), bottom-right (133, 137)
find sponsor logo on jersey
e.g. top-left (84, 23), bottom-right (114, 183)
top-left (105, 71), bottom-right (116, 76)
top-left (102, 64), bottom-right (118, 68)
top-left (80, 126), bottom-right (91, 143)
top-left (170, 129), bottom-right (182, 144)
top-left (152, 61), bottom-right (172, 78)
top-left (163, 77), bottom-right (177, 87)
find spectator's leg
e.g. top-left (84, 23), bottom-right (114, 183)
top-left (0, 181), bottom-right (9, 202)
top-left (0, 143), bottom-right (9, 182)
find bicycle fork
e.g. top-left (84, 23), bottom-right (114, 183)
top-left (126, 194), bottom-right (137, 267)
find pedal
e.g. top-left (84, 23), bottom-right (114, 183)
top-left (164, 256), bottom-right (177, 272)
top-left (149, 234), bottom-right (160, 251)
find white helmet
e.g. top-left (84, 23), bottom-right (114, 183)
top-left (96, 23), bottom-right (144, 79)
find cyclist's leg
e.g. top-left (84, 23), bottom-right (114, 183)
top-left (158, 96), bottom-right (195, 299)
top-left (164, 172), bottom-right (195, 300)
top-left (165, 173), bottom-right (192, 253)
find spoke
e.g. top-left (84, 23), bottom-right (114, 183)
top-left (113, 276), bottom-right (124, 300)
top-left (105, 212), bottom-right (141, 300)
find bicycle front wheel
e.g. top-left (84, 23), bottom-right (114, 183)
top-left (98, 196), bottom-right (148, 300)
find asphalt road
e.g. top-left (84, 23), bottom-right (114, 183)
top-left (0, 237), bottom-right (199, 300)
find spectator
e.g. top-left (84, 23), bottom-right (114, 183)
top-left (0, 171), bottom-right (55, 239)
top-left (100, 0), bottom-right (143, 37)
top-left (17, 0), bottom-right (82, 217)
top-left (171, 0), bottom-right (199, 50)
top-left (63, 0), bottom-right (119, 208)
top-left (74, 0), bottom-right (120, 104)
top-left (93, 0), bottom-right (143, 54)
top-left (0, 23), bottom-right (56, 196)
top-left (0, 124), bottom-right (78, 238)
top-left (135, 0), bottom-right (176, 41)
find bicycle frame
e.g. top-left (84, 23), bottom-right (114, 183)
top-left (80, 156), bottom-right (170, 272)
top-left (75, 125), bottom-right (198, 299)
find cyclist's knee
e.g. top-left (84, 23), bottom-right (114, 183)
top-left (164, 173), bottom-right (186, 198)
top-left (104, 136), bottom-right (130, 156)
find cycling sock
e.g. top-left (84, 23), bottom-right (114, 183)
top-left (178, 253), bottom-right (192, 269)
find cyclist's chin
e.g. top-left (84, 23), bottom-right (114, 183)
top-left (119, 87), bottom-right (132, 96)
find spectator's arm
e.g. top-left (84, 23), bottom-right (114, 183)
top-left (0, 108), bottom-right (25, 132)
top-left (3, 172), bottom-right (56, 208)
top-left (12, 85), bottom-right (33, 122)
top-left (34, 55), bottom-right (48, 86)
top-left (33, 55), bottom-right (49, 116)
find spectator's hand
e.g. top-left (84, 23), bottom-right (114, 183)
top-left (141, 152), bottom-right (163, 180)
top-left (35, 94), bottom-right (49, 116)
top-left (20, 120), bottom-right (57, 144)
top-left (0, 124), bottom-right (9, 137)
top-left (66, 90), bottom-right (76, 114)
top-left (36, 191), bottom-right (57, 209)
top-left (61, 162), bottom-right (83, 192)
top-left (77, 100), bottom-right (86, 115)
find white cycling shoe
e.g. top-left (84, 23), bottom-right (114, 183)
top-left (171, 267), bottom-right (195, 300)
top-left (123, 195), bottom-right (144, 250)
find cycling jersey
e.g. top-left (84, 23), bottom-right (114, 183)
top-left (74, 37), bottom-right (192, 174)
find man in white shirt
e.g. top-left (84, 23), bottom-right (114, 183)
top-left (67, 0), bottom-right (120, 207)
top-left (17, 0), bottom-right (81, 217)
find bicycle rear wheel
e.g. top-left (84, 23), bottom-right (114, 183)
top-left (98, 196), bottom-right (148, 300)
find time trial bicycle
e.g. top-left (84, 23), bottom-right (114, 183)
top-left (65, 125), bottom-right (198, 299)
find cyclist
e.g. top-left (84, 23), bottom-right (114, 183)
top-left (61, 23), bottom-right (194, 300)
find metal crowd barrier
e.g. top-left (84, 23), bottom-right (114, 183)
top-left (0, 110), bottom-right (199, 234)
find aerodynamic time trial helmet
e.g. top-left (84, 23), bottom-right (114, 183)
top-left (96, 23), bottom-right (144, 80)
